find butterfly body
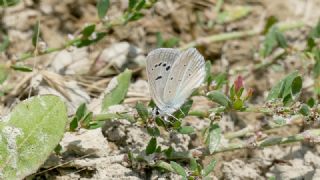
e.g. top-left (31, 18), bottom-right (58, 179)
top-left (146, 48), bottom-right (205, 118)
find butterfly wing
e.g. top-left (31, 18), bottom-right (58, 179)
top-left (163, 48), bottom-right (205, 110)
top-left (146, 48), bottom-right (181, 110)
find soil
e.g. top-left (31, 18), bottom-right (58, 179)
top-left (1, 0), bottom-right (320, 179)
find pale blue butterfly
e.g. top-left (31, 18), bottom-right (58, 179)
top-left (146, 48), bottom-right (206, 120)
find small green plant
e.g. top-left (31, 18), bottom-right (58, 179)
top-left (1, 1), bottom-right (320, 179)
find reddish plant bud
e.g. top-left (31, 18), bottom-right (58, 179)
top-left (245, 88), bottom-right (253, 100)
top-left (234, 75), bottom-right (244, 93)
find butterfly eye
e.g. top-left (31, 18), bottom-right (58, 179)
top-left (155, 109), bottom-right (160, 115)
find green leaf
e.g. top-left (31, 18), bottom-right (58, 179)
top-left (170, 161), bottom-right (187, 177)
top-left (0, 34), bottom-right (10, 52)
top-left (202, 159), bottom-right (217, 177)
top-left (267, 71), bottom-right (301, 104)
top-left (190, 158), bottom-right (198, 172)
top-left (147, 127), bottom-right (160, 137)
top-left (206, 123), bottom-right (221, 154)
top-left (81, 112), bottom-right (93, 128)
top-left (263, 16), bottom-right (278, 34)
top-left (275, 30), bottom-right (288, 48)
top-left (156, 32), bottom-right (164, 48)
top-left (73, 32), bottom-right (107, 48)
top-left (291, 76), bottom-right (302, 96)
top-left (32, 20), bottom-right (40, 47)
top-left (307, 98), bottom-right (315, 108)
top-left (213, 73), bottom-right (227, 89)
top-left (260, 27), bottom-right (278, 57)
top-left (299, 104), bottom-right (310, 116)
top-left (97, 0), bottom-right (110, 20)
top-left (135, 102), bottom-right (149, 121)
top-left (102, 69), bottom-right (132, 112)
top-left (173, 99), bottom-right (193, 119)
top-left (135, 0), bottom-right (145, 11)
top-left (309, 20), bottom-right (320, 38)
top-left (312, 48), bottom-right (320, 78)
top-left (155, 161), bottom-right (175, 172)
top-left (0, 64), bottom-right (9, 84)
top-left (0, 0), bottom-right (20, 6)
top-left (205, 61), bottom-right (212, 84)
top-left (207, 91), bottom-right (231, 107)
top-left (11, 64), bottom-right (33, 72)
top-left (75, 103), bottom-right (87, 120)
top-left (146, 137), bottom-right (157, 155)
top-left (163, 37), bottom-right (179, 48)
top-left (69, 117), bottom-right (79, 131)
top-left (81, 24), bottom-right (96, 38)
top-left (127, 12), bottom-right (144, 21)
top-left (260, 26), bottom-right (287, 57)
top-left (128, 0), bottom-right (138, 10)
top-left (177, 126), bottom-right (194, 134)
top-left (0, 95), bottom-right (67, 179)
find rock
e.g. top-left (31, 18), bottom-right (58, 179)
top-left (270, 159), bottom-right (314, 180)
top-left (304, 151), bottom-right (320, 168)
top-left (50, 48), bottom-right (90, 75)
top-left (222, 159), bottom-right (263, 180)
top-left (60, 128), bottom-right (109, 157)
top-left (97, 42), bottom-right (142, 69)
top-left (169, 133), bottom-right (190, 152)
top-left (38, 80), bottom-right (90, 115)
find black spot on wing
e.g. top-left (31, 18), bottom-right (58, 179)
top-left (163, 63), bottom-right (166, 67)
top-left (155, 76), bottom-right (162, 80)
top-left (166, 66), bottom-right (171, 71)
top-left (170, 77), bottom-right (173, 80)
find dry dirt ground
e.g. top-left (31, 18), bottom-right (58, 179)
top-left (1, 0), bottom-right (320, 179)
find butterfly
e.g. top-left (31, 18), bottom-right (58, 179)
top-left (146, 48), bottom-right (206, 120)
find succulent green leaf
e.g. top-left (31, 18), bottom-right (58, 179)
top-left (102, 69), bottom-right (132, 112)
top-left (0, 95), bottom-right (67, 179)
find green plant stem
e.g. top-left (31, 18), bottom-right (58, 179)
top-left (180, 29), bottom-right (259, 50)
top-left (192, 128), bottom-right (320, 156)
top-left (179, 21), bottom-right (305, 50)
top-left (93, 113), bottom-right (135, 122)
top-left (224, 114), bottom-right (303, 139)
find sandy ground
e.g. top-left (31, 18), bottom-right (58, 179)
top-left (1, 0), bottom-right (320, 179)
